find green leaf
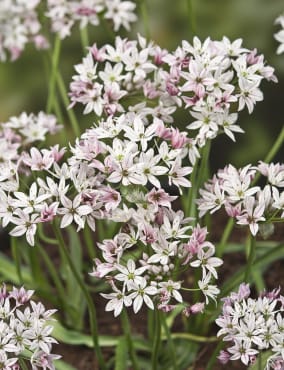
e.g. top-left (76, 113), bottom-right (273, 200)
top-left (64, 226), bottom-right (86, 329)
top-left (55, 359), bottom-right (77, 370)
top-left (52, 321), bottom-right (150, 351)
top-left (159, 339), bottom-right (198, 370)
top-left (0, 252), bottom-right (33, 285)
top-left (249, 351), bottom-right (273, 369)
top-left (164, 304), bottom-right (184, 332)
top-left (221, 242), bottom-right (284, 298)
top-left (114, 337), bottom-right (128, 370)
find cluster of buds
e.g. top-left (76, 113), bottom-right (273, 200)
top-left (197, 162), bottom-right (284, 237)
top-left (216, 283), bottom-right (284, 369)
top-left (0, 0), bottom-right (48, 61)
top-left (69, 35), bottom-right (276, 147)
top-left (0, 284), bottom-right (60, 370)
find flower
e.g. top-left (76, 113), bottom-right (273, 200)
top-left (216, 285), bottom-right (284, 368)
top-left (0, 284), bottom-right (60, 369)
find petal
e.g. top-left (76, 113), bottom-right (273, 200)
top-left (60, 214), bottom-right (73, 228)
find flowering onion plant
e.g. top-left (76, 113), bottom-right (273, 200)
top-left (0, 2), bottom-right (283, 370)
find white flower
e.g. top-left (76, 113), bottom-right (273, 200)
top-left (105, 0), bottom-right (137, 32)
top-left (101, 289), bottom-right (132, 317)
top-left (115, 259), bottom-right (147, 290)
top-left (129, 280), bottom-right (157, 313)
top-left (9, 210), bottom-right (39, 246)
top-left (198, 273), bottom-right (220, 304)
top-left (58, 194), bottom-right (92, 230)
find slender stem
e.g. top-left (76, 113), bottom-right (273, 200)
top-left (18, 358), bottom-right (29, 370)
top-left (216, 218), bottom-right (234, 257)
top-left (244, 233), bottom-right (256, 283)
top-left (121, 309), bottom-right (140, 370)
top-left (52, 222), bottom-right (106, 370)
top-left (205, 340), bottom-right (224, 370)
top-left (52, 92), bottom-right (67, 143)
top-left (263, 125), bottom-right (284, 163)
top-left (11, 237), bottom-right (23, 284)
top-left (258, 352), bottom-right (262, 370)
top-left (160, 313), bottom-right (177, 370)
top-left (83, 225), bottom-right (96, 260)
top-left (139, 0), bottom-right (151, 39)
top-left (147, 309), bottom-right (154, 342)
top-left (168, 333), bottom-right (218, 343)
top-left (98, 14), bottom-right (116, 41)
top-left (56, 71), bottom-right (81, 137)
top-left (186, 142), bottom-right (211, 223)
top-left (186, 0), bottom-right (197, 36)
top-left (38, 224), bottom-right (58, 245)
top-left (184, 156), bottom-right (200, 218)
top-left (151, 308), bottom-right (161, 370)
top-left (47, 35), bottom-right (61, 114)
top-left (252, 125), bottom-right (284, 185)
top-left (197, 141), bottom-right (211, 191)
top-left (28, 246), bottom-right (48, 289)
top-left (37, 241), bottom-right (66, 306)
top-left (80, 26), bottom-right (89, 52)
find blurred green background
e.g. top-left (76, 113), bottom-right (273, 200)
top-left (0, 0), bottom-right (283, 171)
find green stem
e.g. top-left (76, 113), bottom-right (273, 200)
top-left (244, 233), bottom-right (256, 283)
top-left (186, 0), bottom-right (196, 36)
top-left (121, 309), bottom-right (140, 370)
top-left (52, 222), bottom-right (106, 370)
top-left (47, 35), bottom-right (61, 114)
top-left (258, 352), bottom-right (262, 370)
top-left (216, 218), bottom-right (234, 257)
top-left (18, 358), bottom-right (29, 370)
top-left (160, 313), bottom-right (177, 370)
top-left (37, 241), bottom-right (66, 306)
top-left (151, 308), bottom-right (161, 370)
top-left (38, 224), bottom-right (58, 245)
top-left (28, 246), bottom-right (48, 290)
top-left (139, 0), bottom-right (151, 39)
top-left (11, 237), bottom-right (23, 284)
top-left (185, 156), bottom-right (200, 218)
top-left (252, 125), bottom-right (284, 185)
top-left (56, 71), bottom-right (81, 137)
top-left (205, 340), bottom-right (224, 370)
top-left (197, 141), bottom-right (211, 190)
top-left (221, 242), bottom-right (284, 298)
top-left (80, 26), bottom-right (89, 52)
top-left (83, 225), bottom-right (96, 260)
top-left (168, 333), bottom-right (218, 343)
top-left (147, 309), bottom-right (154, 343)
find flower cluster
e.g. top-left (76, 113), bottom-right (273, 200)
top-left (0, 111), bottom-right (193, 245)
top-left (69, 35), bottom-right (276, 147)
top-left (274, 14), bottom-right (284, 55)
top-left (0, 284), bottom-right (60, 370)
top-left (46, 0), bottom-right (137, 39)
top-left (216, 284), bottom-right (284, 369)
top-left (0, 0), bottom-right (48, 61)
top-left (90, 202), bottom-right (222, 316)
top-left (0, 110), bottom-right (222, 314)
top-left (0, 111), bottom-right (62, 193)
top-left (197, 162), bottom-right (284, 236)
